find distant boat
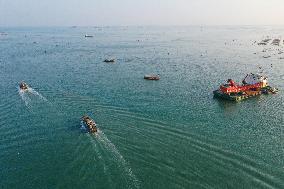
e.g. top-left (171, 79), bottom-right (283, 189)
top-left (257, 38), bottom-right (271, 45)
top-left (85, 34), bottom-right (93, 38)
top-left (263, 55), bottom-right (271, 58)
top-left (0, 32), bottom-right (8, 36)
top-left (144, 74), bottom-right (160, 80)
top-left (104, 59), bottom-right (115, 63)
top-left (271, 39), bottom-right (280, 46)
top-left (19, 81), bottom-right (29, 91)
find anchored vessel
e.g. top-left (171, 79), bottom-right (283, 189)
top-left (82, 115), bottom-right (97, 133)
top-left (213, 73), bottom-right (278, 101)
top-left (258, 38), bottom-right (271, 45)
top-left (85, 34), bottom-right (93, 38)
top-left (19, 82), bottom-right (29, 91)
top-left (144, 74), bottom-right (160, 80)
top-left (271, 39), bottom-right (280, 46)
top-left (104, 59), bottom-right (115, 63)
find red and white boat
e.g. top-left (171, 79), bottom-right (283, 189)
top-left (214, 73), bottom-right (277, 101)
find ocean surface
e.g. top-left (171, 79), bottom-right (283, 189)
top-left (0, 26), bottom-right (283, 189)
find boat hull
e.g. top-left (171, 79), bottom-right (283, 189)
top-left (213, 90), bottom-right (262, 101)
top-left (81, 116), bottom-right (97, 133)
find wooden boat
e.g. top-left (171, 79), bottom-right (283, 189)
top-left (81, 115), bottom-right (97, 133)
top-left (263, 55), bottom-right (271, 58)
top-left (19, 82), bottom-right (29, 91)
top-left (103, 59), bottom-right (115, 63)
top-left (271, 39), bottom-right (280, 45)
top-left (257, 39), bottom-right (271, 45)
top-left (144, 74), bottom-right (160, 80)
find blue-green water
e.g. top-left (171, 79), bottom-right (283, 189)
top-left (0, 26), bottom-right (283, 189)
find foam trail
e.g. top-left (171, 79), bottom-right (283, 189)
top-left (86, 134), bottom-right (114, 185)
top-left (96, 130), bottom-right (140, 189)
top-left (28, 88), bottom-right (48, 101)
top-left (18, 89), bottom-right (32, 108)
top-left (18, 86), bottom-right (49, 110)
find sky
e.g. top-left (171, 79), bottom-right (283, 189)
top-left (0, 0), bottom-right (284, 26)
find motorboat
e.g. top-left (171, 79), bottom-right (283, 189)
top-left (144, 74), bottom-right (160, 80)
top-left (19, 82), bottom-right (29, 91)
top-left (104, 59), bottom-right (115, 63)
top-left (81, 115), bottom-right (97, 133)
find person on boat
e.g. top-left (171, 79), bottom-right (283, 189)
top-left (19, 82), bottom-right (28, 90)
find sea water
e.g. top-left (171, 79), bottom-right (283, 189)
top-left (0, 26), bottom-right (283, 188)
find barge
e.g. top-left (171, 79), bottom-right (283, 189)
top-left (213, 73), bottom-right (278, 101)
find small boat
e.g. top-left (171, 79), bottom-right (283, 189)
top-left (261, 86), bottom-right (278, 94)
top-left (19, 82), bottom-right (29, 91)
top-left (82, 115), bottom-right (97, 133)
top-left (144, 74), bottom-right (160, 80)
top-left (257, 39), bottom-right (271, 45)
top-left (0, 32), bottom-right (8, 36)
top-left (85, 34), bottom-right (93, 38)
top-left (103, 59), bottom-right (115, 63)
top-left (271, 39), bottom-right (280, 46)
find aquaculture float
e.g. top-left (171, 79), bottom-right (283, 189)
top-left (213, 73), bottom-right (278, 101)
top-left (82, 115), bottom-right (97, 133)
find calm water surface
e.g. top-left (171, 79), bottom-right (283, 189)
top-left (0, 26), bottom-right (283, 189)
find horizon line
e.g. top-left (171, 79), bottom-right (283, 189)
top-left (1, 24), bottom-right (284, 28)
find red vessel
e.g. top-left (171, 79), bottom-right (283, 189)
top-left (219, 73), bottom-right (267, 94)
top-left (213, 73), bottom-right (277, 101)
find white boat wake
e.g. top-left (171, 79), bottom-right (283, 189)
top-left (95, 130), bottom-right (140, 189)
top-left (18, 87), bottom-right (48, 108)
top-left (28, 88), bottom-right (48, 101)
top-left (19, 89), bottom-right (32, 108)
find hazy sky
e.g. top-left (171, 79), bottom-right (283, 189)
top-left (0, 0), bottom-right (284, 26)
